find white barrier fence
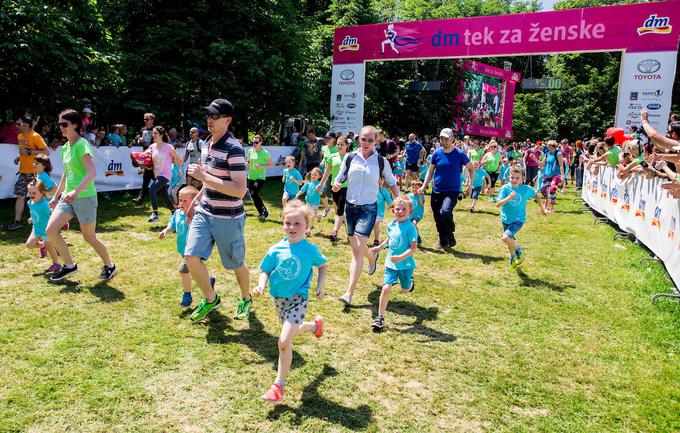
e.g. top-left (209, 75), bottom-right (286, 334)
top-left (582, 166), bottom-right (680, 288)
top-left (0, 143), bottom-right (295, 199)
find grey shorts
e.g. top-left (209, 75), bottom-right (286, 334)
top-left (54, 196), bottom-right (98, 225)
top-left (184, 210), bottom-right (246, 270)
top-left (13, 173), bottom-right (35, 196)
top-left (274, 293), bottom-right (308, 325)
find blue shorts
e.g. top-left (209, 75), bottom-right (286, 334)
top-left (54, 196), bottom-right (98, 225)
top-left (471, 186), bottom-right (482, 199)
top-left (184, 209), bottom-right (246, 269)
top-left (345, 202), bottom-right (377, 237)
top-left (502, 221), bottom-right (524, 239)
top-left (384, 267), bottom-right (414, 288)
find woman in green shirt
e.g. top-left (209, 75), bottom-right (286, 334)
top-left (319, 136), bottom-right (349, 243)
top-left (45, 109), bottom-right (116, 281)
top-left (246, 134), bottom-right (274, 221)
top-left (481, 141), bottom-right (501, 196)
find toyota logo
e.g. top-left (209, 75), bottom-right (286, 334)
top-left (637, 59), bottom-right (661, 74)
top-left (340, 69), bottom-right (355, 80)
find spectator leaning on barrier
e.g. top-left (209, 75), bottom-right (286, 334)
top-left (3, 115), bottom-right (49, 231)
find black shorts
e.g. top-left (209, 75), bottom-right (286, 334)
top-left (406, 163), bottom-right (419, 172)
top-left (332, 187), bottom-right (348, 216)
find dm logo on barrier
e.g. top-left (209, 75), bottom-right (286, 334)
top-left (651, 206), bottom-right (662, 230)
top-left (105, 160), bottom-right (125, 177)
top-left (622, 190), bottom-right (631, 212)
top-left (600, 182), bottom-right (608, 200)
top-left (611, 187), bottom-right (619, 205)
top-left (669, 216), bottom-right (676, 240)
top-left (637, 14), bottom-right (672, 35)
top-left (635, 199), bottom-right (646, 219)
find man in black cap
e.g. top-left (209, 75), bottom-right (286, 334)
top-left (184, 98), bottom-right (253, 322)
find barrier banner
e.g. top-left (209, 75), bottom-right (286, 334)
top-left (583, 167), bottom-right (680, 288)
top-left (0, 144), bottom-right (295, 199)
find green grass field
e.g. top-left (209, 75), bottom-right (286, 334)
top-left (1, 183), bottom-right (679, 433)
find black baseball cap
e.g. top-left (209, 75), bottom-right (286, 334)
top-left (202, 99), bottom-right (234, 117)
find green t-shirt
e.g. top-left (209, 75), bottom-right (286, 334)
top-left (484, 152), bottom-right (501, 173)
top-left (247, 148), bottom-right (271, 180)
top-left (61, 137), bottom-right (96, 198)
top-left (329, 153), bottom-right (348, 187)
top-left (512, 150), bottom-right (521, 161)
top-left (321, 145), bottom-right (338, 162)
top-left (605, 146), bottom-right (622, 167)
top-left (468, 149), bottom-right (481, 161)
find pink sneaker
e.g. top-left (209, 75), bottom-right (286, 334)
top-left (45, 263), bottom-right (62, 273)
top-left (39, 242), bottom-right (47, 259)
top-left (62, 222), bottom-right (69, 231)
top-left (262, 383), bottom-right (284, 403)
top-left (313, 315), bottom-right (323, 338)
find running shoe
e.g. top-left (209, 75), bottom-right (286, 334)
top-left (515, 248), bottom-right (525, 265)
top-left (148, 212), bottom-right (159, 223)
top-left (338, 293), bottom-right (352, 306)
top-left (62, 222), bottom-right (69, 231)
top-left (210, 275), bottom-right (216, 289)
top-left (3, 221), bottom-right (22, 231)
top-left (257, 214), bottom-right (266, 222)
top-left (234, 297), bottom-right (254, 320)
top-left (263, 208), bottom-right (270, 219)
top-left (449, 234), bottom-right (457, 248)
top-left (45, 263), bottom-right (62, 274)
top-left (99, 264), bottom-right (116, 280)
top-left (39, 242), bottom-right (47, 259)
top-left (313, 315), bottom-right (324, 338)
top-left (262, 383), bottom-right (284, 404)
top-left (50, 264), bottom-right (79, 281)
top-left (179, 292), bottom-right (193, 308)
top-left (322, 207), bottom-right (330, 218)
top-left (405, 278), bottom-right (415, 293)
top-left (132, 197), bottom-right (143, 205)
top-left (329, 231), bottom-right (338, 244)
top-left (367, 252), bottom-right (378, 275)
top-left (509, 256), bottom-right (518, 269)
top-left (190, 295), bottom-right (221, 322)
top-left (372, 239), bottom-right (380, 247)
top-left (371, 315), bottom-right (385, 332)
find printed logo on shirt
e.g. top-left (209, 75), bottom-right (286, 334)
top-left (276, 254), bottom-right (302, 280)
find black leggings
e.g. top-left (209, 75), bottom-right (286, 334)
top-left (248, 178), bottom-right (266, 215)
top-left (332, 187), bottom-right (347, 216)
top-left (488, 171), bottom-right (499, 188)
top-left (137, 168), bottom-right (156, 200)
top-left (525, 165), bottom-right (539, 186)
top-left (149, 176), bottom-right (173, 211)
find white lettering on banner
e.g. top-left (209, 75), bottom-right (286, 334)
top-left (0, 144), bottom-right (296, 199)
top-left (527, 20), bottom-right (605, 43)
top-left (583, 167), bottom-right (680, 289)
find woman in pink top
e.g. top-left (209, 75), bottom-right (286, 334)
top-left (523, 140), bottom-right (542, 186)
top-left (147, 126), bottom-right (182, 223)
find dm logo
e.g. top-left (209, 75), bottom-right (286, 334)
top-left (622, 190), bottom-right (631, 212)
top-left (105, 159), bottom-right (125, 177)
top-left (340, 69), bottom-right (355, 80)
top-left (339, 35), bottom-right (360, 52)
top-left (611, 187), bottom-right (619, 205)
top-left (600, 182), bottom-right (608, 200)
top-left (591, 180), bottom-right (598, 195)
top-left (635, 199), bottom-right (646, 219)
top-left (637, 59), bottom-right (661, 74)
top-left (651, 206), bottom-right (662, 230)
top-left (669, 216), bottom-right (676, 240)
top-left (637, 14), bottom-right (672, 35)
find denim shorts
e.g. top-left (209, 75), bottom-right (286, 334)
top-left (471, 186), bottom-right (482, 199)
top-left (184, 209), bottom-right (246, 269)
top-left (54, 196), bottom-right (98, 225)
top-left (384, 267), bottom-right (414, 289)
top-left (345, 202), bottom-right (377, 237)
top-left (502, 221), bottom-right (524, 239)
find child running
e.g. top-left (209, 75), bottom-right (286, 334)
top-left (33, 155), bottom-right (58, 197)
top-left (470, 161), bottom-right (490, 212)
top-left (393, 155), bottom-right (405, 190)
top-left (25, 179), bottom-right (61, 273)
top-left (368, 195), bottom-right (417, 332)
top-left (498, 157), bottom-right (510, 187)
top-left (253, 200), bottom-right (328, 403)
top-left (281, 155), bottom-right (303, 206)
top-left (407, 180), bottom-right (425, 245)
top-left (495, 167), bottom-right (546, 269)
top-left (159, 186), bottom-right (215, 308)
top-left (296, 167), bottom-right (323, 235)
top-left (373, 177), bottom-right (393, 246)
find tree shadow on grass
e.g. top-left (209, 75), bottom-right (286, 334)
top-left (368, 286), bottom-right (456, 343)
top-left (202, 312), bottom-right (305, 370)
top-left (517, 272), bottom-right (568, 292)
top-left (267, 364), bottom-right (373, 430)
top-left (89, 281), bottom-right (125, 302)
top-left (450, 249), bottom-right (503, 264)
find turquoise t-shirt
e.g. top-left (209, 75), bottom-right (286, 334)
top-left (408, 192), bottom-right (425, 220)
top-left (499, 164), bottom-right (510, 182)
top-left (497, 184), bottom-right (537, 224)
top-left (393, 160), bottom-right (405, 176)
top-left (543, 151), bottom-right (562, 177)
top-left (473, 168), bottom-right (489, 188)
top-left (28, 198), bottom-right (51, 238)
top-left (300, 180), bottom-right (321, 206)
top-left (38, 171), bottom-right (56, 192)
top-left (283, 168), bottom-right (303, 196)
top-left (419, 164), bottom-right (428, 180)
top-left (385, 219), bottom-right (418, 271)
top-left (259, 238), bottom-right (327, 299)
top-left (377, 187), bottom-right (393, 218)
top-left (166, 209), bottom-right (188, 255)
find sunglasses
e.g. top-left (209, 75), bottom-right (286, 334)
top-left (144, 117), bottom-right (153, 121)
top-left (253, 141), bottom-right (261, 144)
top-left (207, 114), bottom-right (228, 120)
top-left (58, 122), bottom-right (70, 128)
top-left (359, 137), bottom-right (375, 143)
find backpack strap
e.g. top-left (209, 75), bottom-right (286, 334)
top-left (337, 151), bottom-right (386, 184)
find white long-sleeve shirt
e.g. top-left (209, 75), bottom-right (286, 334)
top-left (335, 151), bottom-right (397, 205)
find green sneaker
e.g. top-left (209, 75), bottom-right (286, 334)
top-left (515, 248), bottom-right (525, 265)
top-left (509, 255), bottom-right (518, 269)
top-left (234, 297), bottom-right (254, 320)
top-left (190, 295), bottom-right (221, 322)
